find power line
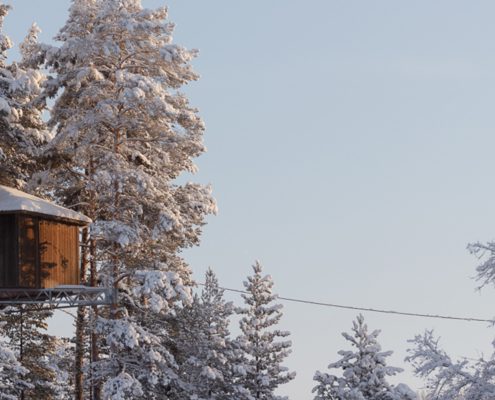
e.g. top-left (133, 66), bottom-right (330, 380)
top-left (198, 284), bottom-right (494, 324)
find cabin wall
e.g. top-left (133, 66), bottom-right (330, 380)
top-left (16, 215), bottom-right (80, 289)
top-left (0, 215), bottom-right (17, 287)
top-left (18, 216), bottom-right (39, 288)
top-left (39, 220), bottom-right (79, 287)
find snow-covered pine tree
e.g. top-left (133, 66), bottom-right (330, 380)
top-left (0, 5), bottom-right (56, 399)
top-left (236, 261), bottom-right (295, 400)
top-left (0, 307), bottom-right (60, 399)
top-left (0, 320), bottom-right (31, 400)
top-left (404, 241), bottom-right (495, 400)
top-left (46, 337), bottom-right (76, 400)
top-left (31, 0), bottom-right (216, 398)
top-left (0, 308), bottom-right (32, 400)
top-left (175, 268), bottom-right (246, 399)
top-left (313, 314), bottom-right (416, 400)
top-left (0, 4), bottom-right (48, 188)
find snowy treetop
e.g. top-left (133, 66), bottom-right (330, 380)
top-left (0, 3), bottom-right (12, 66)
top-left (0, 185), bottom-right (92, 224)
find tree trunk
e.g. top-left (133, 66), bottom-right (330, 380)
top-left (75, 227), bottom-right (89, 400)
top-left (90, 235), bottom-right (101, 400)
top-left (20, 307), bottom-right (24, 400)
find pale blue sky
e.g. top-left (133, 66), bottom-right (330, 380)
top-left (5, 1), bottom-right (495, 398)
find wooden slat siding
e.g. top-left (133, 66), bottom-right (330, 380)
top-left (39, 219), bottom-right (55, 287)
top-left (66, 223), bottom-right (79, 284)
top-left (0, 215), bottom-right (16, 287)
top-left (39, 220), bottom-right (79, 288)
top-left (18, 216), bottom-right (38, 288)
top-left (73, 224), bottom-right (80, 284)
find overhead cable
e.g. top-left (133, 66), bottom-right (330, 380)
top-left (198, 284), bottom-right (494, 324)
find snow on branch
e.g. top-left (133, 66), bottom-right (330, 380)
top-left (406, 330), bottom-right (495, 399)
top-left (468, 241), bottom-right (495, 290)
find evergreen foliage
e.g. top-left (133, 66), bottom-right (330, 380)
top-left (0, 322), bottom-right (31, 400)
top-left (175, 268), bottom-right (246, 399)
top-left (47, 337), bottom-right (76, 400)
top-left (0, 307), bottom-right (60, 399)
top-left (0, 3), bottom-right (48, 188)
top-left (29, 0), bottom-right (216, 397)
top-left (0, 3), bottom-right (56, 398)
top-left (236, 261), bottom-right (295, 400)
top-left (313, 315), bottom-right (416, 400)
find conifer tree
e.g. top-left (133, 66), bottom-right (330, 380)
top-left (31, 0), bottom-right (216, 397)
top-left (0, 4), bottom-right (56, 398)
top-left (0, 312), bottom-right (31, 400)
top-left (0, 307), bottom-right (60, 400)
top-left (236, 261), bottom-right (295, 400)
top-left (313, 314), bottom-right (416, 400)
top-left (0, 4), bottom-right (48, 188)
top-left (175, 268), bottom-right (246, 399)
top-left (0, 322), bottom-right (31, 400)
top-left (47, 337), bottom-right (76, 400)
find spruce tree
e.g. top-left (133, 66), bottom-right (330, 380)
top-left (313, 314), bottom-right (416, 400)
top-left (236, 261), bottom-right (295, 400)
top-left (175, 268), bottom-right (246, 399)
top-left (31, 0), bottom-right (216, 397)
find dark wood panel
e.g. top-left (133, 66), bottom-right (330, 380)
top-left (18, 215), bottom-right (38, 288)
top-left (0, 215), bottom-right (16, 287)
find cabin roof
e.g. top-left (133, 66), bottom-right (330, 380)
top-left (0, 185), bottom-right (92, 225)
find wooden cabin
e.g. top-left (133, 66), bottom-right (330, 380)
top-left (0, 185), bottom-right (91, 289)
